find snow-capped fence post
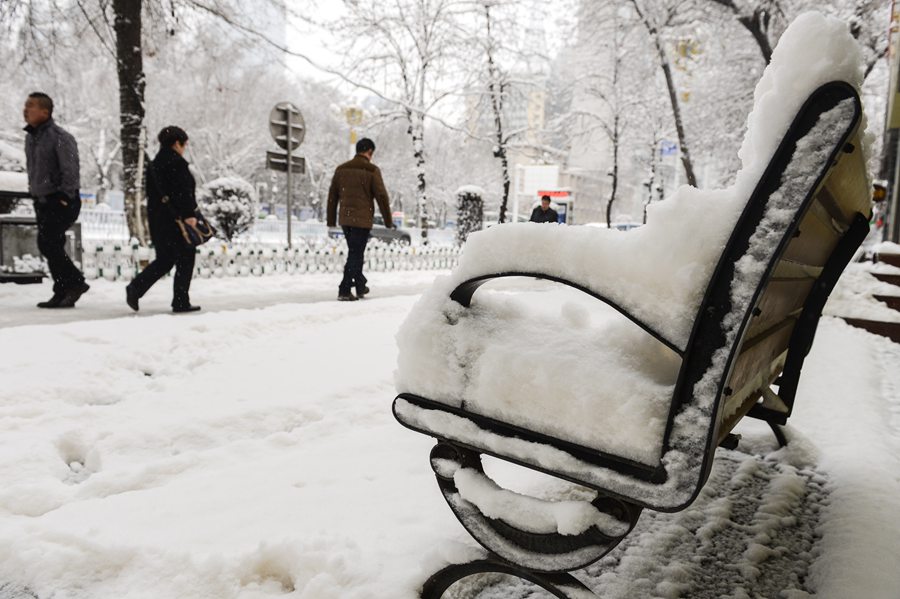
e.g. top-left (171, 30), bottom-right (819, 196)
top-left (456, 186), bottom-right (484, 245)
top-left (393, 71), bottom-right (874, 597)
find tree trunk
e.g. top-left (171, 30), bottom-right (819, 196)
top-left (644, 139), bottom-right (657, 224)
top-left (113, 0), bottom-right (148, 243)
top-left (632, 0), bottom-right (697, 188)
top-left (407, 110), bottom-right (429, 244)
top-left (738, 12), bottom-right (773, 64)
top-left (606, 115), bottom-right (619, 227)
top-left (708, 1), bottom-right (773, 64)
top-left (484, 4), bottom-right (512, 225)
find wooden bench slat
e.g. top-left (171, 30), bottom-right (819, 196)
top-left (823, 132), bottom-right (871, 220)
top-left (726, 318), bottom-right (796, 406)
top-left (718, 352), bottom-right (788, 443)
top-left (746, 278), bottom-right (815, 338)
top-left (783, 206), bottom-right (842, 266)
top-left (771, 259), bottom-right (823, 280)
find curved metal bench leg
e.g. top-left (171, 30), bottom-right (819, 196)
top-left (768, 422), bottom-right (788, 448)
top-left (421, 558), bottom-right (597, 599)
top-left (429, 442), bottom-right (642, 573)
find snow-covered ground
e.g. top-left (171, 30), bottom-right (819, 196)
top-left (0, 275), bottom-right (899, 598)
top-left (0, 271), bottom-right (441, 329)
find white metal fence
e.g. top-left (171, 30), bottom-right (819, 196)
top-left (77, 209), bottom-right (457, 246)
top-left (79, 238), bottom-right (461, 282)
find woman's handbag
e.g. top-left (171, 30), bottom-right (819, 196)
top-left (163, 200), bottom-right (216, 247)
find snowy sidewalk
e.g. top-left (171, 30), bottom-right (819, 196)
top-left (0, 270), bottom-right (444, 329)
top-left (0, 282), bottom-right (898, 598)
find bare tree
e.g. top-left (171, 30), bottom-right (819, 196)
top-left (88, 127), bottom-right (121, 205)
top-left (630, 0), bottom-right (698, 188)
top-left (705, 0), bottom-right (782, 63)
top-left (481, 1), bottom-right (513, 224)
top-left (572, 3), bottom-right (641, 226)
top-left (112, 0), bottom-right (148, 242)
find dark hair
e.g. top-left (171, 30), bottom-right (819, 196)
top-left (158, 126), bottom-right (189, 147)
top-left (28, 92), bottom-right (54, 116)
top-left (541, 195), bottom-right (551, 202)
top-left (356, 138), bottom-right (376, 154)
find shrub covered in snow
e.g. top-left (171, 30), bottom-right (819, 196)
top-left (456, 185), bottom-right (485, 245)
top-left (198, 176), bottom-right (257, 241)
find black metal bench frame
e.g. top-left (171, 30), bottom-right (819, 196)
top-left (393, 81), bottom-right (871, 598)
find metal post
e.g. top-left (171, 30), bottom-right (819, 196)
top-left (286, 108), bottom-right (293, 249)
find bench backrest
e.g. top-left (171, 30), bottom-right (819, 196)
top-left (663, 81), bottom-right (870, 505)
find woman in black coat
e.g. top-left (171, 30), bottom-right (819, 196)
top-left (126, 126), bottom-right (200, 313)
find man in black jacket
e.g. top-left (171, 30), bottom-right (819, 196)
top-left (530, 195), bottom-right (559, 224)
top-left (126, 126), bottom-right (200, 313)
top-left (23, 92), bottom-right (89, 308)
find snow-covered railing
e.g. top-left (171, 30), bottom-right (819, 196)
top-left (79, 238), bottom-right (460, 282)
top-left (77, 210), bottom-right (331, 243)
top-left (244, 218), bottom-right (328, 242)
top-left (78, 208), bottom-right (129, 239)
top-left (77, 209), bottom-right (456, 247)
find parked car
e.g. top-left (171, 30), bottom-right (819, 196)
top-left (328, 215), bottom-right (411, 245)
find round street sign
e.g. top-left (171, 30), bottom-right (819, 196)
top-left (269, 101), bottom-right (305, 150)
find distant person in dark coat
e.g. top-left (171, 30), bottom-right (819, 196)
top-left (23, 92), bottom-right (89, 308)
top-left (326, 137), bottom-right (393, 301)
top-left (126, 126), bottom-right (200, 314)
top-left (530, 195), bottom-right (559, 224)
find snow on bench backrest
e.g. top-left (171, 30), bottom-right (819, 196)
top-left (394, 13), bottom-right (870, 510)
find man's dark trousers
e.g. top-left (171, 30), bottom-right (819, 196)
top-left (340, 226), bottom-right (370, 295)
top-left (129, 236), bottom-right (196, 308)
top-left (34, 195), bottom-right (85, 295)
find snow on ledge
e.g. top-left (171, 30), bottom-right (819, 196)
top-left (0, 171), bottom-right (28, 193)
top-left (454, 466), bottom-right (629, 537)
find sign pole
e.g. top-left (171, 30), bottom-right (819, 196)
top-left (286, 108), bottom-right (293, 249)
top-left (267, 101), bottom-right (305, 247)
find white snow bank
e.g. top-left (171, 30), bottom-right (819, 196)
top-left (824, 262), bottom-right (900, 322)
top-left (0, 284), bottom-right (898, 597)
top-left (0, 171), bottom-right (27, 193)
top-left (872, 241), bottom-right (900, 255)
top-left (794, 319), bottom-right (900, 598)
top-left (0, 139), bottom-right (25, 168)
top-left (396, 12), bottom-right (868, 472)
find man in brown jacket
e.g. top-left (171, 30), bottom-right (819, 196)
top-left (327, 138), bottom-right (393, 301)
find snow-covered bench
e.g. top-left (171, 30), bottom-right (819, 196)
top-left (392, 14), bottom-right (872, 598)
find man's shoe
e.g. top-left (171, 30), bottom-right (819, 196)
top-left (56, 282), bottom-right (90, 308)
top-left (337, 292), bottom-right (358, 302)
top-left (172, 305), bottom-right (201, 313)
top-left (126, 285), bottom-right (139, 312)
top-left (37, 293), bottom-right (65, 308)
top-left (356, 286), bottom-right (370, 298)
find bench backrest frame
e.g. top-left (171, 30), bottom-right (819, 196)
top-left (662, 81), bottom-right (868, 507)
